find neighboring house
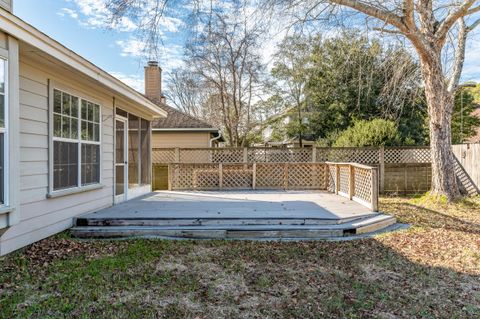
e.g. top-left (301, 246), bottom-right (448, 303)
top-left (0, 2), bottom-right (167, 255)
top-left (255, 107), bottom-right (315, 148)
top-left (143, 61), bottom-right (222, 148)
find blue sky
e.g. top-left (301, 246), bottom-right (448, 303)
top-left (13, 0), bottom-right (480, 94)
top-left (14, 0), bottom-right (186, 92)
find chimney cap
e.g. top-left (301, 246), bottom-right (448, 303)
top-left (147, 60), bottom-right (159, 67)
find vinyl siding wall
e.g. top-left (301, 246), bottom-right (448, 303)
top-left (152, 132), bottom-right (211, 148)
top-left (0, 57), bottom-right (115, 255)
top-left (0, 0), bottom-right (12, 13)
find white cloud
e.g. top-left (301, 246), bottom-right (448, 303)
top-left (116, 38), bottom-right (146, 57)
top-left (58, 8), bottom-right (79, 19)
top-left (115, 37), bottom-right (185, 73)
top-left (108, 71), bottom-right (144, 92)
top-left (61, 0), bottom-right (137, 31)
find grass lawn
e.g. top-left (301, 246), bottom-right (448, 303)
top-left (1, 196), bottom-right (479, 319)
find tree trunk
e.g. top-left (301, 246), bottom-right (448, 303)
top-left (419, 52), bottom-right (460, 200)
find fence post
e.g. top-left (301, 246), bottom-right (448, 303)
top-left (312, 146), bottom-right (317, 163)
top-left (219, 163), bottom-right (223, 189)
top-left (284, 163), bottom-right (289, 189)
top-left (349, 165), bottom-right (354, 200)
top-left (174, 148), bottom-right (180, 163)
top-left (243, 147), bottom-right (248, 163)
top-left (335, 164), bottom-right (340, 195)
top-left (168, 164), bottom-right (172, 191)
top-left (379, 146), bottom-right (385, 193)
top-left (371, 167), bottom-right (379, 212)
top-left (252, 163), bottom-right (256, 190)
top-left (325, 164), bottom-right (329, 190)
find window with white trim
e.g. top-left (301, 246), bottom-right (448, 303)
top-left (52, 89), bottom-right (100, 191)
top-left (0, 58), bottom-right (7, 205)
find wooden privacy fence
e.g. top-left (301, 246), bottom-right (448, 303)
top-left (152, 146), bottom-right (431, 165)
top-left (169, 162), bottom-right (379, 211)
top-left (153, 146), bottom-right (432, 194)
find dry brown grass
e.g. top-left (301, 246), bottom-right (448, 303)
top-left (0, 196), bottom-right (479, 318)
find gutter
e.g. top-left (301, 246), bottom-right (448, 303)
top-left (152, 128), bottom-right (220, 132)
top-left (209, 132), bottom-right (223, 147)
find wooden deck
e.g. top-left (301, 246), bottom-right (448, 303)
top-left (72, 190), bottom-right (396, 239)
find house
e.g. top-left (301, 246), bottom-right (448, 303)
top-left (143, 61), bottom-right (222, 148)
top-left (254, 106), bottom-right (315, 148)
top-left (0, 1), bottom-right (167, 255)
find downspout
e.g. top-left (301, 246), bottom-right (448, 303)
top-left (209, 132), bottom-right (222, 147)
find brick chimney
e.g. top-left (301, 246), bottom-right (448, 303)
top-left (144, 61), bottom-right (162, 103)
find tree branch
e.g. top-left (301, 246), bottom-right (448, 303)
top-left (373, 27), bottom-right (404, 35)
top-left (466, 5), bottom-right (480, 15)
top-left (468, 17), bottom-right (480, 30)
top-left (403, 0), bottom-right (415, 30)
top-left (328, 0), bottom-right (408, 32)
top-left (436, 0), bottom-right (477, 41)
top-left (447, 19), bottom-right (468, 93)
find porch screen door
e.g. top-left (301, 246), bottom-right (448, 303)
top-left (115, 117), bottom-right (128, 202)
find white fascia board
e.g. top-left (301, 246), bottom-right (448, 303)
top-left (0, 11), bottom-right (167, 118)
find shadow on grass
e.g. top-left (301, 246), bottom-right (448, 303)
top-left (0, 227), bottom-right (479, 318)
top-left (381, 200), bottom-right (480, 235)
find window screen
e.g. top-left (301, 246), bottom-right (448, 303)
top-left (52, 89), bottom-right (101, 191)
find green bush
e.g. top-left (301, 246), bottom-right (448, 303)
top-left (333, 119), bottom-right (402, 147)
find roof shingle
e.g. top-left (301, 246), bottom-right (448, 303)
top-left (151, 102), bottom-right (218, 131)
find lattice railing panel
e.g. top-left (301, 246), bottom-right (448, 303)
top-left (338, 165), bottom-right (350, 195)
top-left (353, 167), bottom-right (373, 205)
top-left (385, 147), bottom-right (430, 163)
top-left (327, 164), bottom-right (337, 193)
top-left (152, 148), bottom-right (176, 164)
top-left (248, 148), bottom-right (312, 163)
top-left (287, 164), bottom-right (326, 189)
top-left (255, 164), bottom-right (286, 188)
top-left (222, 164), bottom-right (253, 189)
top-left (171, 163), bottom-right (219, 189)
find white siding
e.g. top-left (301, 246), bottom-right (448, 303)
top-left (0, 59), bottom-right (115, 255)
top-left (0, 0), bottom-right (12, 13)
top-left (152, 132), bottom-right (212, 148)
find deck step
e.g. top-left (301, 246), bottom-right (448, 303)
top-left (75, 214), bottom-right (379, 227)
top-left (71, 215), bottom-right (397, 239)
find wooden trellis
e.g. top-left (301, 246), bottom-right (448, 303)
top-left (153, 146), bottom-right (431, 165)
top-left (153, 146), bottom-right (435, 196)
top-left (169, 162), bottom-right (379, 211)
top-left (326, 162), bottom-right (378, 211)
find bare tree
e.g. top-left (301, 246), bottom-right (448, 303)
top-left (184, 4), bottom-right (265, 146)
top-left (166, 69), bottom-right (206, 118)
top-left (271, 35), bottom-right (316, 147)
top-left (264, 0), bottom-right (480, 200)
top-left (104, 0), bottom-right (479, 199)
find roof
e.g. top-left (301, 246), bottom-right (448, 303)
top-left (0, 9), bottom-right (166, 118)
top-left (151, 103), bottom-right (220, 132)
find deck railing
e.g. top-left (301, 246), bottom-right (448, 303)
top-left (168, 162), bottom-right (379, 211)
top-left (326, 162), bottom-right (379, 212)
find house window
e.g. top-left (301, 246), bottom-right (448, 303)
top-left (52, 89), bottom-right (101, 191)
top-left (0, 58), bottom-right (7, 205)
